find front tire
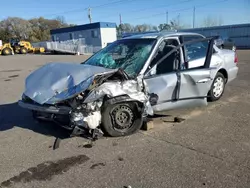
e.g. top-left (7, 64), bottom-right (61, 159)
top-left (2, 48), bottom-right (12, 55)
top-left (101, 102), bottom-right (143, 137)
top-left (208, 72), bottom-right (225, 102)
top-left (20, 47), bottom-right (27, 54)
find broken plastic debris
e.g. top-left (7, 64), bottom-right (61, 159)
top-left (174, 117), bottom-right (185, 123)
top-left (53, 137), bottom-right (61, 150)
top-left (124, 186), bottom-right (132, 188)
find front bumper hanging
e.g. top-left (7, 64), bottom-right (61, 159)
top-left (18, 100), bottom-right (71, 115)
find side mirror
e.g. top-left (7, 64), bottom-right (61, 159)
top-left (144, 65), bottom-right (157, 78)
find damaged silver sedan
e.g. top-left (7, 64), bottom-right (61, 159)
top-left (18, 32), bottom-right (238, 138)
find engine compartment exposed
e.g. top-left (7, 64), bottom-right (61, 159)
top-left (21, 64), bottom-right (155, 139)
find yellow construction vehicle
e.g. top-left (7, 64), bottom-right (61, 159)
top-left (0, 42), bottom-right (14, 56)
top-left (10, 38), bottom-right (45, 54)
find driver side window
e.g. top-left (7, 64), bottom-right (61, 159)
top-left (149, 39), bottom-right (180, 76)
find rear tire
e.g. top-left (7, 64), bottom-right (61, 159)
top-left (20, 47), bottom-right (27, 54)
top-left (208, 72), bottom-right (225, 102)
top-left (101, 102), bottom-right (143, 137)
top-left (2, 48), bottom-right (12, 55)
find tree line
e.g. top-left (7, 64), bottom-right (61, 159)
top-left (116, 18), bottom-right (187, 35)
top-left (0, 15), bottom-right (223, 43)
top-left (0, 16), bottom-right (74, 43)
top-left (116, 16), bottom-right (223, 35)
top-left (0, 16), bottom-right (187, 42)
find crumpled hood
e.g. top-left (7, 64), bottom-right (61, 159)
top-left (23, 62), bottom-right (115, 105)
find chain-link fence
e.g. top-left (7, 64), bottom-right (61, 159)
top-left (32, 38), bottom-right (102, 55)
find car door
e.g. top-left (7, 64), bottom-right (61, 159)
top-left (143, 37), bottom-right (182, 112)
top-left (144, 37), bottom-right (215, 113)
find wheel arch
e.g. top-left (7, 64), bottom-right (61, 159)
top-left (217, 68), bottom-right (228, 83)
top-left (102, 94), bottom-right (145, 114)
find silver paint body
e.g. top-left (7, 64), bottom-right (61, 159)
top-left (128, 32), bottom-right (238, 112)
top-left (19, 32), bottom-right (239, 118)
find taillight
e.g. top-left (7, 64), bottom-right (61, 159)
top-left (234, 52), bottom-right (238, 64)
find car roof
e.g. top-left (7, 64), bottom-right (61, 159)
top-left (122, 31), bottom-right (205, 40)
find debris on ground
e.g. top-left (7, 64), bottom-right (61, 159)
top-left (52, 136), bottom-right (96, 150)
top-left (142, 119), bottom-right (154, 131)
top-left (118, 156), bottom-right (124, 161)
top-left (90, 162), bottom-right (106, 169)
top-left (174, 117), bottom-right (185, 123)
top-left (53, 137), bottom-right (61, 150)
top-left (112, 142), bottom-right (118, 146)
top-left (82, 142), bottom-right (94, 148)
top-left (8, 74), bottom-right (19, 78)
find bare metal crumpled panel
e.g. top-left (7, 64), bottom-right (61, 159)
top-left (84, 77), bottom-right (153, 115)
top-left (23, 62), bottom-right (153, 115)
top-left (23, 63), bottom-right (116, 104)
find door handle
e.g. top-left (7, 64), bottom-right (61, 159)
top-left (196, 78), bottom-right (212, 83)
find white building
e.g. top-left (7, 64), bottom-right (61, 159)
top-left (50, 22), bottom-right (117, 48)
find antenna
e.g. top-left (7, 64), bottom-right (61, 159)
top-left (119, 14), bottom-right (122, 25)
top-left (193, 6), bottom-right (196, 28)
top-left (177, 13), bottom-right (180, 26)
top-left (166, 11), bottom-right (168, 24)
top-left (88, 8), bottom-right (92, 23)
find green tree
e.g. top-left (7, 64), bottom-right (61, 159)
top-left (0, 16), bottom-right (71, 42)
top-left (158, 23), bottom-right (171, 31)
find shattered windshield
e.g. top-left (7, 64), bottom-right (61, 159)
top-left (83, 39), bottom-right (156, 78)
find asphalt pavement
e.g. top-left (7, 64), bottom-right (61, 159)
top-left (0, 51), bottom-right (249, 188)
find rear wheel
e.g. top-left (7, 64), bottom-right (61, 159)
top-left (208, 72), bottom-right (225, 102)
top-left (2, 48), bottom-right (12, 55)
top-left (101, 102), bottom-right (143, 137)
top-left (20, 47), bottom-right (27, 54)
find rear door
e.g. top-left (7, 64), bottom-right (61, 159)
top-left (144, 37), bottom-right (215, 112)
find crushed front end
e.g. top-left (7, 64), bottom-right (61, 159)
top-left (18, 63), bottom-right (153, 138)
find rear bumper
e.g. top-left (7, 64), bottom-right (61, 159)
top-left (18, 100), bottom-right (71, 115)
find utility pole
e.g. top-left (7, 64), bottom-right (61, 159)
top-left (193, 6), bottom-right (196, 28)
top-left (119, 14), bottom-right (122, 25)
top-left (166, 11), bottom-right (168, 24)
top-left (88, 8), bottom-right (92, 23)
top-left (177, 13), bottom-right (180, 26)
top-left (119, 14), bottom-right (122, 36)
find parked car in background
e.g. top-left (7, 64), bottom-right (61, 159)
top-left (213, 35), bottom-right (236, 51)
top-left (18, 32), bottom-right (239, 138)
